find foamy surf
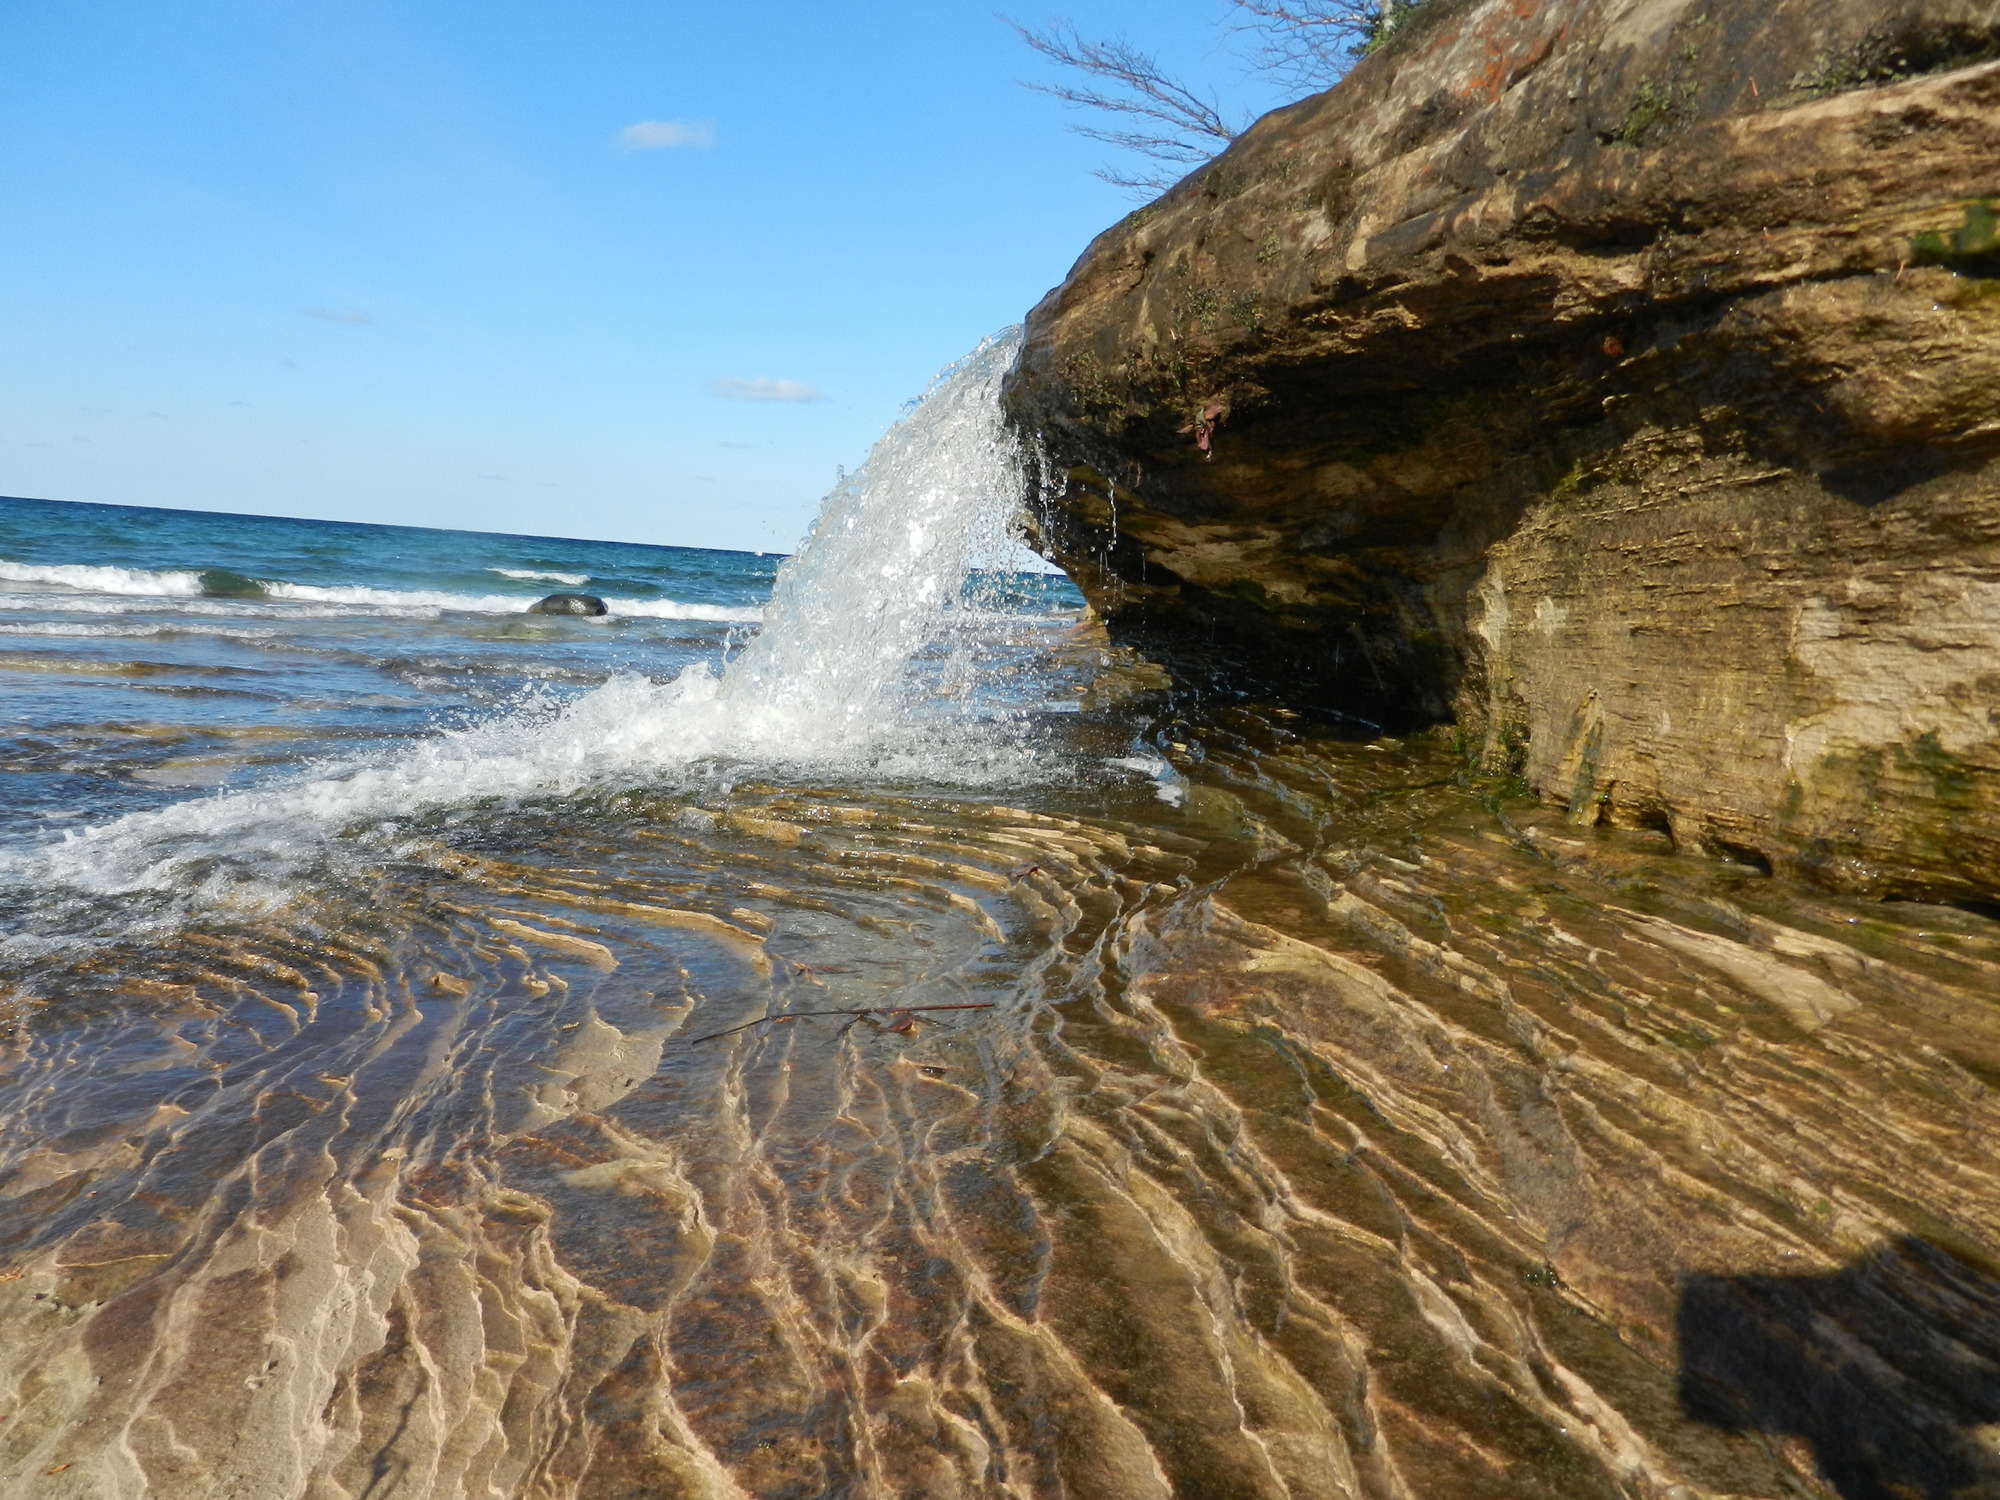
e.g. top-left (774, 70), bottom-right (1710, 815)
top-left (0, 620), bottom-right (280, 640)
top-left (602, 597), bottom-right (762, 622)
top-left (264, 581), bottom-right (556, 612)
top-left (490, 567), bottom-right (590, 585)
top-left (3, 328), bottom-right (1049, 918)
top-left (0, 592), bottom-right (448, 620)
top-left (0, 577), bottom-right (763, 622)
top-left (0, 558), bottom-right (204, 595)
top-left (16, 663), bottom-right (1045, 908)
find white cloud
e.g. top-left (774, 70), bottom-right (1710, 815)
top-left (616, 119), bottom-right (715, 150)
top-left (710, 376), bottom-right (823, 403)
top-left (306, 306), bottom-right (372, 326)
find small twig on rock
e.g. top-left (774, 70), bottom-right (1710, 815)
top-left (683, 1003), bottom-right (994, 1046)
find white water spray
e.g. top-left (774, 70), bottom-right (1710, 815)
top-left (5, 329), bottom-right (1038, 907)
top-left (721, 332), bottom-right (1023, 736)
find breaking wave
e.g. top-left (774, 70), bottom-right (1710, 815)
top-left (490, 567), bottom-right (591, 585)
top-left (263, 581), bottom-right (761, 622)
top-left (0, 558), bottom-right (204, 596)
top-left (0, 566), bottom-right (763, 623)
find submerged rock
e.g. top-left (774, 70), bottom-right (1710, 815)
top-left (6, 743), bottom-right (1999, 1499)
top-left (1005, 0), bottom-right (2000, 904)
top-left (528, 592), bottom-right (607, 616)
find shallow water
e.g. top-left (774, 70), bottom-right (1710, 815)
top-left (3, 343), bottom-right (1999, 1499)
top-left (0, 493), bottom-right (764, 858)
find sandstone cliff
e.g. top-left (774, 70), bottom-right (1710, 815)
top-left (1003, 0), bottom-right (2000, 905)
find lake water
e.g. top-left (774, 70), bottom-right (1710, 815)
top-left (1, 334), bottom-right (1997, 1500)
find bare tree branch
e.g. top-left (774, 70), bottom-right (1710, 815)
top-left (1006, 17), bottom-right (1243, 196)
top-left (1012, 21), bottom-right (1239, 140)
top-left (1226, 0), bottom-right (1418, 91)
top-left (1009, 3), bottom-right (1426, 198)
top-left (1069, 126), bottom-right (1218, 162)
top-left (1092, 163), bottom-right (1193, 193)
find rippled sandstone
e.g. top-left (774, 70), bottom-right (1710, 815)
top-left (4, 734), bottom-right (2000, 1499)
top-left (1003, 0), bottom-right (2000, 904)
top-left (8, 4), bottom-right (2000, 1489)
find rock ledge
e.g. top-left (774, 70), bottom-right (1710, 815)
top-left (1005, 0), bottom-right (2000, 902)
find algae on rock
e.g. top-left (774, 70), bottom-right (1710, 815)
top-left (1004, 0), bottom-right (2000, 904)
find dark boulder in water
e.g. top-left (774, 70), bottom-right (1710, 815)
top-left (528, 593), bottom-right (607, 616)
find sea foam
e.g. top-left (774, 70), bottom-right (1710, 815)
top-left (490, 567), bottom-right (591, 585)
top-left (0, 559), bottom-right (204, 596)
top-left (0, 572), bottom-right (762, 623)
top-left (5, 329), bottom-right (1037, 911)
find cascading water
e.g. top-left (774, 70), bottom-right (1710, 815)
top-left (3, 328), bottom-right (1040, 916)
top-left (719, 329), bottom-right (1025, 735)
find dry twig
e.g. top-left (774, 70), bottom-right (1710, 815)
top-left (684, 1003), bottom-right (994, 1046)
top-left (1006, 18), bottom-right (1240, 192)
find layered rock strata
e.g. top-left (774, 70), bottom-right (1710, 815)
top-left (1003, 0), bottom-right (2000, 902)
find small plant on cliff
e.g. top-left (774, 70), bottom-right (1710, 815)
top-left (1009, 1), bottom-right (1427, 195)
top-left (1790, 22), bottom-right (2000, 98)
top-left (1006, 20), bottom-right (1242, 193)
top-left (1181, 284), bottom-right (1223, 333)
top-left (1911, 199), bottom-right (2000, 278)
top-left (1599, 12), bottom-right (1707, 147)
top-left (1607, 77), bottom-right (1697, 146)
top-left (1060, 351), bottom-right (1122, 413)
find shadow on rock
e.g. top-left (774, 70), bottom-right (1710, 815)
top-left (1678, 1237), bottom-right (2000, 1499)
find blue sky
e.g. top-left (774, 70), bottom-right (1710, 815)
top-left (0, 1), bottom-right (1299, 552)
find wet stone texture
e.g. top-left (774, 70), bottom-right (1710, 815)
top-left (2, 727), bottom-right (1998, 1498)
top-left (1002, 0), bottom-right (2000, 904)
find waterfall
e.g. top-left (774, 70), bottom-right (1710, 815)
top-left (720, 327), bottom-right (1025, 737)
top-left (6, 329), bottom-right (1040, 912)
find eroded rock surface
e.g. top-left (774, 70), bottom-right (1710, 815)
top-left (3, 736), bottom-right (1998, 1499)
top-left (1003, 0), bottom-right (2000, 901)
